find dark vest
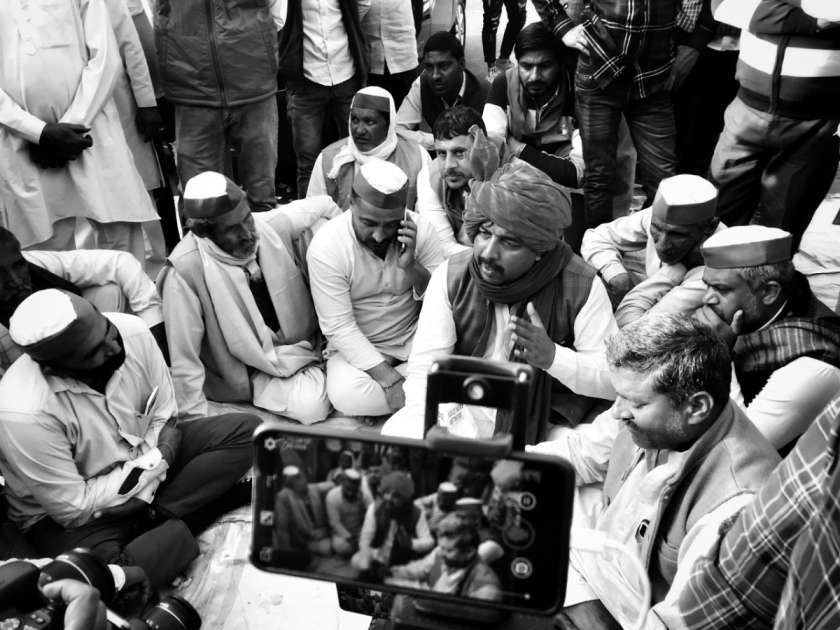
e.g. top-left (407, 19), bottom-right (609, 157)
top-left (371, 503), bottom-right (421, 567)
top-left (418, 69), bottom-right (488, 133)
top-left (445, 249), bottom-right (607, 441)
top-left (278, 0), bottom-right (368, 83)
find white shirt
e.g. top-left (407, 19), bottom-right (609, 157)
top-left (382, 257), bottom-right (618, 439)
top-left (307, 210), bottom-right (445, 371)
top-left (302, 0), bottom-right (370, 86)
top-left (414, 162), bottom-right (471, 260)
top-left (0, 313), bottom-right (176, 529)
top-left (794, 197), bottom-right (840, 312)
top-left (363, 0), bottom-right (418, 75)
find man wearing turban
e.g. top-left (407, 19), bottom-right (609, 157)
top-left (158, 171), bottom-right (337, 422)
top-left (383, 159), bottom-right (617, 443)
top-left (307, 86), bottom-right (431, 211)
top-left (0, 289), bottom-right (259, 587)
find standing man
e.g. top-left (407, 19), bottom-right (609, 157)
top-left (709, 0), bottom-right (840, 246)
top-left (695, 225), bottom-right (840, 450)
top-left (279, 0), bottom-right (369, 197)
top-left (0, 290), bottom-right (259, 586)
top-left (0, 0), bottom-right (158, 260)
top-left (383, 159), bottom-right (617, 443)
top-left (531, 0), bottom-right (710, 228)
top-left (397, 32), bottom-right (488, 153)
top-left (363, 0), bottom-right (418, 108)
top-left (156, 0), bottom-right (284, 212)
top-left (307, 160), bottom-right (444, 417)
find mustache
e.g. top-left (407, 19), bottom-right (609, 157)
top-left (478, 258), bottom-right (503, 274)
top-left (444, 168), bottom-right (467, 178)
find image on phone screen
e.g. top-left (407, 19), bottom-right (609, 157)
top-left (251, 426), bottom-right (573, 614)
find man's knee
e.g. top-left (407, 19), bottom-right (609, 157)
top-left (332, 535), bottom-right (356, 556)
top-left (326, 367), bottom-right (384, 416)
top-left (283, 366), bottom-right (331, 424)
top-left (186, 413), bottom-right (262, 448)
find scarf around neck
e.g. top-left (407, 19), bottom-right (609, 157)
top-left (327, 87), bottom-right (398, 180)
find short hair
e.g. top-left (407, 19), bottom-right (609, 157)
top-left (606, 314), bottom-right (732, 408)
top-left (423, 31), bottom-right (464, 61)
top-left (432, 105), bottom-right (486, 140)
top-left (436, 511), bottom-right (479, 547)
top-left (735, 260), bottom-right (797, 295)
top-left (514, 22), bottom-right (564, 62)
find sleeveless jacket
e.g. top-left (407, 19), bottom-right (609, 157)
top-left (319, 137), bottom-right (424, 211)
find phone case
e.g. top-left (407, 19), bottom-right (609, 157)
top-left (250, 423), bottom-right (574, 615)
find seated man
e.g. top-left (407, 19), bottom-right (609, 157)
top-left (695, 225), bottom-right (840, 450)
top-left (482, 22), bottom-right (583, 190)
top-left (0, 227), bottom-right (165, 375)
top-left (657, 393), bottom-right (840, 629)
top-left (580, 174), bottom-right (723, 319)
top-left (396, 31), bottom-right (488, 153)
top-left (0, 289), bottom-right (259, 587)
top-left (307, 160), bottom-right (444, 417)
top-left (274, 465), bottom-right (333, 556)
top-left (325, 468), bottom-right (371, 556)
top-left (352, 471), bottom-right (434, 576)
top-left (307, 86), bottom-right (431, 211)
top-left (415, 105), bottom-right (499, 259)
top-left (389, 510), bottom-right (502, 601)
top-left (158, 172), bottom-right (335, 422)
top-left (383, 159), bottom-right (618, 443)
top-left (535, 314), bottom-right (779, 628)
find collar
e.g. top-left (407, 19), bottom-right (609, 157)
top-left (526, 86), bottom-right (562, 114)
top-left (441, 74), bottom-right (467, 107)
top-left (44, 363), bottom-right (124, 397)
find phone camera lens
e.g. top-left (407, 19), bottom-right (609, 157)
top-left (464, 380), bottom-right (485, 401)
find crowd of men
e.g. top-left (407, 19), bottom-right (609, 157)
top-left (1, 0), bottom-right (840, 627)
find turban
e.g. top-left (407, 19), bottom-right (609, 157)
top-left (463, 158), bottom-right (571, 253)
top-left (9, 289), bottom-right (100, 362)
top-left (182, 171), bottom-right (250, 221)
top-left (702, 225), bottom-right (793, 268)
top-left (352, 159), bottom-right (408, 210)
top-left (380, 472), bottom-right (415, 502)
top-left (651, 175), bottom-right (717, 226)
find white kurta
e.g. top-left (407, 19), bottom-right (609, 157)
top-left (0, 0), bottom-right (157, 248)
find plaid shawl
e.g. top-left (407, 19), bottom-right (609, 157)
top-left (734, 276), bottom-right (840, 406)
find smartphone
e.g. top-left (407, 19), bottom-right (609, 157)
top-left (250, 424), bottom-right (574, 615)
top-left (400, 209), bottom-right (408, 254)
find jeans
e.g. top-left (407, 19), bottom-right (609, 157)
top-left (175, 97), bottom-right (279, 211)
top-left (674, 47), bottom-right (739, 177)
top-left (481, 0), bottom-right (527, 64)
top-left (575, 71), bottom-right (677, 228)
top-left (286, 75), bottom-right (361, 197)
top-left (711, 96), bottom-right (840, 247)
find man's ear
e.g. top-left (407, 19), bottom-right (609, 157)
top-left (458, 58), bottom-right (466, 70)
top-left (757, 279), bottom-right (783, 306)
top-left (685, 391), bottom-right (715, 426)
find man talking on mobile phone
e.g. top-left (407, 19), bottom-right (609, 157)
top-left (383, 158), bottom-right (618, 443)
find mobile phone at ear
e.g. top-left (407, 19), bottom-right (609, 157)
top-left (250, 424), bottom-right (574, 615)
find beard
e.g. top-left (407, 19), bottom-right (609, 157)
top-left (52, 340), bottom-right (127, 392)
top-left (363, 236), bottom-right (394, 258)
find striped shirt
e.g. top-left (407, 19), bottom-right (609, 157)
top-left (669, 395), bottom-right (840, 629)
top-left (737, 0), bottom-right (840, 120)
top-left (531, 0), bottom-right (712, 98)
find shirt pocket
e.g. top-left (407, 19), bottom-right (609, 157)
top-left (32, 0), bottom-right (76, 49)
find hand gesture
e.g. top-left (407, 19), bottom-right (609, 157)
top-left (692, 305), bottom-right (743, 349)
top-left (509, 302), bottom-right (556, 370)
top-left (41, 580), bottom-right (107, 630)
top-left (397, 214), bottom-right (418, 270)
top-left (135, 106), bottom-right (164, 142)
top-left (39, 122), bottom-right (92, 160)
top-left (665, 45), bottom-right (701, 92)
top-left (606, 273), bottom-right (635, 309)
top-left (562, 24), bottom-right (589, 54)
top-left (383, 380), bottom-right (406, 413)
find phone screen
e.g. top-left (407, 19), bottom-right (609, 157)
top-left (251, 427), bottom-right (573, 614)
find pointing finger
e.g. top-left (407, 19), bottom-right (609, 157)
top-left (526, 302), bottom-right (546, 330)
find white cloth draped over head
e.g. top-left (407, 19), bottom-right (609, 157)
top-left (193, 215), bottom-right (321, 410)
top-left (327, 86), bottom-right (398, 180)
